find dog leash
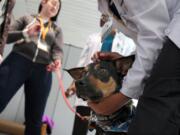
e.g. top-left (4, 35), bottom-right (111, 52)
top-left (55, 70), bottom-right (88, 121)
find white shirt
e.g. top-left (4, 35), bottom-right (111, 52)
top-left (98, 0), bottom-right (180, 99)
top-left (112, 32), bottom-right (135, 57)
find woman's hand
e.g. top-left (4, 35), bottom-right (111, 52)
top-left (27, 22), bottom-right (41, 37)
top-left (46, 59), bottom-right (61, 72)
top-left (24, 21), bottom-right (41, 39)
top-left (88, 92), bottom-right (130, 115)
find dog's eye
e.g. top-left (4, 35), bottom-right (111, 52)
top-left (99, 69), bottom-right (108, 75)
top-left (97, 68), bottom-right (109, 82)
top-left (82, 70), bottom-right (88, 76)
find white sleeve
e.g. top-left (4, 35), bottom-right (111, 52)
top-left (165, 0), bottom-right (180, 48)
top-left (76, 37), bottom-right (91, 67)
top-left (120, 0), bottom-right (170, 99)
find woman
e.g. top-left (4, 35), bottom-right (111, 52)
top-left (0, 0), bottom-right (63, 135)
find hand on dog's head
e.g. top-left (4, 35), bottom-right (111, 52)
top-left (65, 56), bottom-right (134, 102)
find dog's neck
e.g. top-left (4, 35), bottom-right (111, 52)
top-left (95, 100), bottom-right (134, 126)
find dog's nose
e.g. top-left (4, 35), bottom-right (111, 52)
top-left (77, 80), bottom-right (86, 86)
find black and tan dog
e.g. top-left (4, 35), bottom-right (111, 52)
top-left (65, 56), bottom-right (135, 135)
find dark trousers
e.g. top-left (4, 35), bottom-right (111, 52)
top-left (128, 38), bottom-right (180, 135)
top-left (72, 106), bottom-right (91, 135)
top-left (0, 52), bottom-right (52, 135)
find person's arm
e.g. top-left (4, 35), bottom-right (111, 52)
top-left (7, 32), bottom-right (24, 43)
top-left (90, 0), bottom-right (170, 115)
top-left (120, 0), bottom-right (170, 99)
top-left (47, 27), bottom-right (63, 71)
top-left (51, 27), bottom-right (64, 61)
top-left (88, 92), bottom-right (130, 115)
top-left (99, 0), bottom-right (170, 99)
top-left (6, 16), bottom-right (26, 44)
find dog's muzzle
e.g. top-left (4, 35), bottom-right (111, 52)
top-left (75, 78), bottom-right (103, 102)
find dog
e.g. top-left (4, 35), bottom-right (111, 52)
top-left (65, 56), bottom-right (135, 135)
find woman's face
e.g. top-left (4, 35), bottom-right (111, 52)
top-left (41, 0), bottom-right (60, 18)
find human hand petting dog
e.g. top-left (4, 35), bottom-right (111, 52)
top-left (88, 92), bottom-right (130, 115)
top-left (92, 52), bottom-right (134, 75)
top-left (46, 59), bottom-right (61, 72)
top-left (91, 51), bottom-right (123, 62)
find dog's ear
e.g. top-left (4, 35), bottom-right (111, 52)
top-left (113, 55), bottom-right (135, 75)
top-left (64, 67), bottom-right (85, 80)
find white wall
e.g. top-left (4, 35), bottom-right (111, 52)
top-left (59, 0), bottom-right (101, 48)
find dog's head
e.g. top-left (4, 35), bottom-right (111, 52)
top-left (65, 56), bottom-right (134, 102)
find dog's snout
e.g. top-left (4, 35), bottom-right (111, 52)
top-left (77, 80), bottom-right (86, 86)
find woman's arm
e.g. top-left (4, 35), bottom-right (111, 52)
top-left (51, 27), bottom-right (63, 61)
top-left (6, 16), bottom-right (26, 44)
top-left (47, 27), bottom-right (63, 71)
top-left (7, 31), bottom-right (24, 44)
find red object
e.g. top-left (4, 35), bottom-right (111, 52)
top-left (55, 70), bottom-right (87, 121)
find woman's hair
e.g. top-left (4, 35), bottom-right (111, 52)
top-left (38, 0), bottom-right (61, 22)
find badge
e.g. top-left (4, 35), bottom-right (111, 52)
top-left (37, 40), bottom-right (50, 52)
